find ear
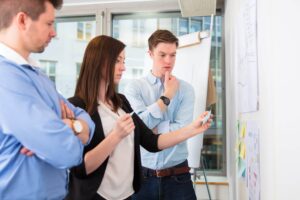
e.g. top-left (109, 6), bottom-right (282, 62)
top-left (16, 12), bottom-right (30, 30)
top-left (148, 50), bottom-right (154, 58)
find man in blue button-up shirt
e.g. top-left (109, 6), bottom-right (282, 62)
top-left (0, 0), bottom-right (94, 199)
top-left (125, 30), bottom-right (197, 200)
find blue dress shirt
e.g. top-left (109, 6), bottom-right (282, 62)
top-left (124, 72), bottom-right (195, 170)
top-left (0, 43), bottom-right (95, 200)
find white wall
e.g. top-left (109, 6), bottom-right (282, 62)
top-left (225, 0), bottom-right (300, 199)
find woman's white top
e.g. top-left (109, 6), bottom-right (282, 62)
top-left (97, 102), bottom-right (135, 200)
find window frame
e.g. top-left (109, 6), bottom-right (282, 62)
top-left (55, 1), bottom-right (226, 177)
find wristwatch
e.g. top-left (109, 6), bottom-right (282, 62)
top-left (72, 120), bottom-right (83, 136)
top-left (160, 96), bottom-right (170, 106)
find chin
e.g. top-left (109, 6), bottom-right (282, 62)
top-left (35, 47), bottom-right (45, 53)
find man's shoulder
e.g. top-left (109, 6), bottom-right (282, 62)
top-left (0, 58), bottom-right (32, 84)
top-left (129, 76), bottom-right (148, 85)
top-left (0, 57), bottom-right (19, 71)
top-left (125, 77), bottom-right (148, 92)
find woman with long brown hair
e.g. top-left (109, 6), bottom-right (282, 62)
top-left (66, 35), bottom-right (211, 200)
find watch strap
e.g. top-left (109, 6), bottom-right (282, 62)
top-left (160, 96), bottom-right (170, 106)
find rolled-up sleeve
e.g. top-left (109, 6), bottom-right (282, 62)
top-left (124, 80), bottom-right (163, 129)
top-left (62, 96), bottom-right (95, 146)
top-left (169, 84), bottom-right (195, 132)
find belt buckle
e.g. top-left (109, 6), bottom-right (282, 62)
top-left (155, 169), bottom-right (172, 177)
top-left (155, 170), bottom-right (166, 178)
top-left (155, 169), bottom-right (163, 177)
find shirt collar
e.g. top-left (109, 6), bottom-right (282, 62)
top-left (147, 71), bottom-right (161, 85)
top-left (0, 42), bottom-right (39, 70)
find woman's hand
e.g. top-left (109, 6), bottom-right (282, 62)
top-left (192, 111), bottom-right (213, 133)
top-left (111, 114), bottom-right (135, 139)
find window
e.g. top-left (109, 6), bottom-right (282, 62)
top-left (39, 60), bottom-right (57, 83)
top-left (77, 22), bottom-right (94, 41)
top-left (31, 16), bottom-right (96, 98)
top-left (112, 12), bottom-right (225, 175)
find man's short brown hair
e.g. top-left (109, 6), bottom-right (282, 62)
top-left (0, 0), bottom-right (63, 30)
top-left (148, 29), bottom-right (179, 51)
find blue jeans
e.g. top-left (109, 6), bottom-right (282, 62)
top-left (132, 172), bottom-right (196, 200)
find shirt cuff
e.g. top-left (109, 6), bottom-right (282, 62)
top-left (77, 115), bottom-right (95, 146)
top-left (147, 102), bottom-right (163, 119)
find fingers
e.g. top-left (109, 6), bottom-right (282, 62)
top-left (26, 151), bottom-right (34, 156)
top-left (126, 122), bottom-right (135, 133)
top-left (65, 103), bottom-right (75, 119)
top-left (20, 147), bottom-right (27, 154)
top-left (116, 114), bottom-right (135, 137)
top-left (20, 147), bottom-right (34, 156)
top-left (60, 100), bottom-right (67, 119)
top-left (62, 118), bottom-right (73, 129)
top-left (119, 114), bottom-right (134, 128)
top-left (60, 100), bottom-right (75, 119)
top-left (200, 111), bottom-right (209, 118)
top-left (165, 71), bottom-right (170, 81)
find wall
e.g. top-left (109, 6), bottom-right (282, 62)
top-left (224, 0), bottom-right (300, 199)
top-left (195, 184), bottom-right (229, 200)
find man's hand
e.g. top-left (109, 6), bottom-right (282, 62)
top-left (60, 100), bottom-right (75, 120)
top-left (20, 147), bottom-right (34, 156)
top-left (163, 71), bottom-right (179, 99)
top-left (60, 100), bottom-right (90, 144)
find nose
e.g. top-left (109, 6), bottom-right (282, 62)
top-left (52, 30), bottom-right (57, 38)
top-left (164, 55), bottom-right (172, 64)
top-left (51, 26), bottom-right (57, 38)
top-left (120, 63), bottom-right (126, 71)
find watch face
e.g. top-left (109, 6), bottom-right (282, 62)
top-left (160, 96), bottom-right (170, 106)
top-left (73, 120), bottom-right (83, 133)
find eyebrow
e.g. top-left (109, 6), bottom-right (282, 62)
top-left (158, 51), bottom-right (176, 55)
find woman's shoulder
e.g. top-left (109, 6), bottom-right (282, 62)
top-left (68, 96), bottom-right (86, 109)
top-left (118, 93), bottom-right (132, 111)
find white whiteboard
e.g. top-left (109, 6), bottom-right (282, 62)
top-left (237, 0), bottom-right (259, 113)
top-left (173, 31), bottom-right (212, 168)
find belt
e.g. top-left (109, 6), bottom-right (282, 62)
top-left (142, 162), bottom-right (190, 178)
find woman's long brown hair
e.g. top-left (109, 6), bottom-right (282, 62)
top-left (74, 35), bottom-right (126, 115)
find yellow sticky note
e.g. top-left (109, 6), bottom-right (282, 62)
top-left (240, 123), bottom-right (246, 138)
top-left (239, 142), bottom-right (246, 159)
top-left (236, 140), bottom-right (240, 151)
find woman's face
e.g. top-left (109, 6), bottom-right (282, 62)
top-left (114, 49), bottom-right (126, 84)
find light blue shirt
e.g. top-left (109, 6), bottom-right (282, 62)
top-left (124, 72), bottom-right (195, 170)
top-left (0, 43), bottom-right (95, 200)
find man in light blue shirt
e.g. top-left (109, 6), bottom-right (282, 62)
top-left (125, 30), bottom-right (196, 200)
top-left (0, 0), bottom-right (94, 199)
